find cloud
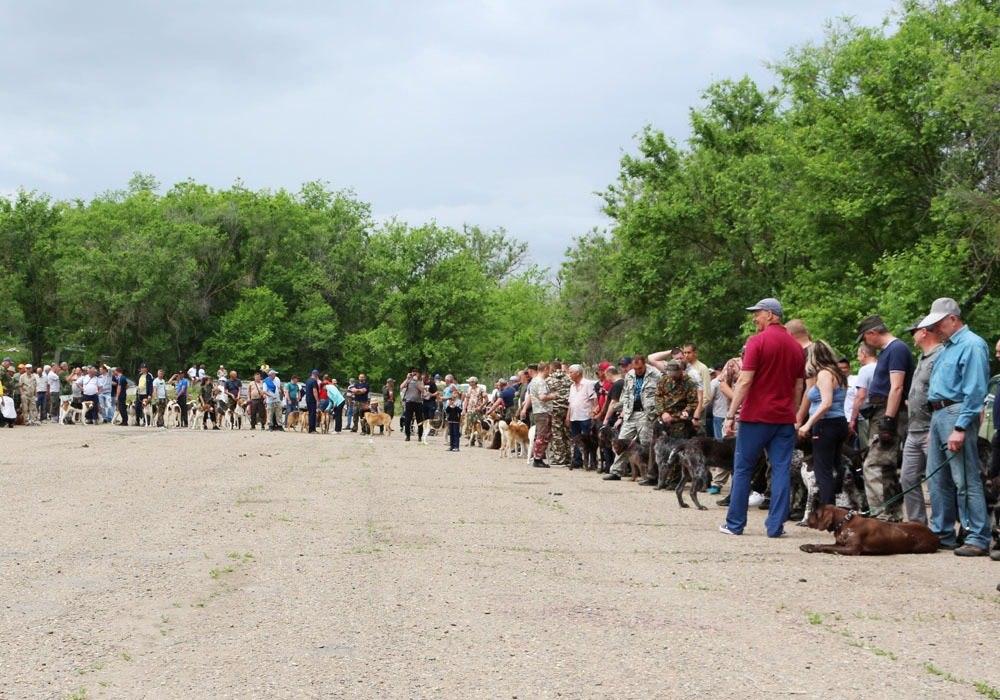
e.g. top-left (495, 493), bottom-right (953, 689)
top-left (0, 0), bottom-right (896, 267)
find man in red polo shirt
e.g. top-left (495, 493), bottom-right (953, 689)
top-left (720, 298), bottom-right (805, 537)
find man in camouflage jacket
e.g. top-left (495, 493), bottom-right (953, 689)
top-left (545, 361), bottom-right (572, 466)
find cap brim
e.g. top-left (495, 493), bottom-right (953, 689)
top-left (745, 305), bottom-right (763, 312)
top-left (917, 311), bottom-right (948, 330)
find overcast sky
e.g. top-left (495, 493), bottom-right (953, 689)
top-left (0, 1), bottom-right (897, 268)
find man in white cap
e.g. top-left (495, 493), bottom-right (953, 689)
top-left (720, 298), bottom-right (805, 537)
top-left (919, 297), bottom-right (992, 556)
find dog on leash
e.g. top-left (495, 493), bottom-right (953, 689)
top-left (612, 438), bottom-right (648, 481)
top-left (469, 417), bottom-right (491, 448)
top-left (364, 410), bottom-right (393, 436)
top-left (597, 424), bottom-right (616, 473)
top-left (497, 420), bottom-right (511, 457)
top-left (658, 436), bottom-right (727, 509)
top-left (800, 505), bottom-right (939, 555)
top-left (60, 398), bottom-right (85, 425)
top-left (525, 424), bottom-right (537, 465)
top-left (507, 419), bottom-right (531, 459)
top-left (286, 410), bottom-right (303, 432)
top-left (165, 400), bottom-right (181, 428)
top-left (571, 423), bottom-right (600, 471)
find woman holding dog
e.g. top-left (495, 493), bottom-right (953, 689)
top-left (797, 341), bottom-right (848, 507)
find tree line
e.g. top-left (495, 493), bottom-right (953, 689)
top-left (2, 0), bottom-right (997, 379)
top-left (556, 0), bottom-right (999, 363)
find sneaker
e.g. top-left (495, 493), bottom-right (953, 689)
top-left (716, 495), bottom-right (731, 507)
top-left (707, 486), bottom-right (721, 495)
top-left (602, 473), bottom-right (621, 481)
top-left (938, 541), bottom-right (960, 551)
top-left (954, 544), bottom-right (988, 557)
top-left (748, 491), bottom-right (765, 507)
top-left (532, 459), bottom-right (550, 469)
top-left (768, 531), bottom-right (786, 538)
top-left (718, 524), bottom-right (740, 535)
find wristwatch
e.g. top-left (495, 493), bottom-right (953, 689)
top-left (954, 426), bottom-right (965, 432)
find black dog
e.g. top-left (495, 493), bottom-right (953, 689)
top-left (597, 424), bottom-right (616, 473)
top-left (572, 423), bottom-right (600, 470)
top-left (612, 438), bottom-right (648, 480)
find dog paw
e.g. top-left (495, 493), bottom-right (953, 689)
top-left (799, 544), bottom-right (816, 553)
top-left (679, 502), bottom-right (690, 508)
top-left (697, 505), bottom-right (707, 511)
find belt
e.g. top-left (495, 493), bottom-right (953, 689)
top-left (928, 399), bottom-right (957, 412)
top-left (868, 396), bottom-right (887, 405)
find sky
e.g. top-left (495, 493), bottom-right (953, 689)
top-left (0, 1), bottom-right (898, 269)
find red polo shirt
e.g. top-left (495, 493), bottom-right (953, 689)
top-left (739, 322), bottom-right (804, 424)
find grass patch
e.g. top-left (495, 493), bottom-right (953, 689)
top-left (806, 611), bottom-right (823, 625)
top-left (120, 651), bottom-right (132, 662)
top-left (974, 681), bottom-right (1000, 699)
top-left (66, 689), bottom-right (88, 700)
top-left (209, 565), bottom-right (235, 579)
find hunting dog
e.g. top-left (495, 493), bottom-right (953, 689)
top-left (799, 445), bottom-right (868, 525)
top-left (525, 424), bottom-right (537, 465)
top-left (286, 410), bottom-right (304, 432)
top-left (60, 398), bottom-right (85, 425)
top-left (364, 410), bottom-right (393, 436)
top-left (660, 436), bottom-right (736, 509)
top-left (165, 400), bottom-right (182, 428)
top-left (571, 423), bottom-right (600, 471)
top-left (497, 420), bottom-right (512, 457)
top-left (507, 419), bottom-right (531, 459)
top-left (469, 416), bottom-right (492, 448)
top-left (800, 505), bottom-right (939, 555)
top-left (612, 438), bottom-right (649, 481)
top-left (597, 424), bottom-right (616, 473)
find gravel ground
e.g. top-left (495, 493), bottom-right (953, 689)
top-left (1, 425), bottom-right (998, 699)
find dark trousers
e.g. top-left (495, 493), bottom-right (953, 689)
top-left (36, 392), bottom-right (48, 421)
top-left (810, 417), bottom-right (849, 506)
top-left (249, 399), bottom-right (264, 428)
top-left (84, 394), bottom-right (99, 422)
top-left (991, 431), bottom-right (1000, 478)
top-left (117, 396), bottom-right (128, 424)
top-left (332, 402), bottom-right (344, 432)
top-left (134, 395), bottom-right (147, 424)
top-left (178, 395), bottom-right (188, 427)
top-left (404, 400), bottom-right (423, 438)
top-left (307, 399), bottom-right (317, 433)
top-left (449, 421), bottom-right (461, 449)
top-left (570, 418), bottom-right (593, 467)
top-left (383, 401), bottom-right (395, 418)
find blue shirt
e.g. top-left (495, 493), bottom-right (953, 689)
top-left (927, 325), bottom-right (990, 431)
top-left (868, 338), bottom-right (914, 399)
top-left (500, 385), bottom-right (517, 408)
top-left (176, 378), bottom-right (189, 397)
top-left (807, 383), bottom-right (846, 419)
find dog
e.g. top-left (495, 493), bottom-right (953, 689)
top-left (799, 446), bottom-right (868, 525)
top-left (525, 424), bottom-right (537, 465)
top-left (229, 400), bottom-right (246, 430)
top-left (597, 424), bottom-right (616, 473)
top-left (612, 438), bottom-right (648, 481)
top-left (60, 398), bottom-right (85, 425)
top-left (286, 410), bottom-right (303, 432)
top-left (364, 410), bottom-right (394, 436)
top-left (189, 404), bottom-right (204, 429)
top-left (800, 505), bottom-right (939, 555)
top-left (136, 398), bottom-right (153, 427)
top-left (497, 420), bottom-right (511, 457)
top-left (570, 423), bottom-right (599, 471)
top-left (507, 419), bottom-right (531, 459)
top-left (165, 400), bottom-right (181, 428)
top-left (319, 409), bottom-right (331, 434)
top-left (660, 436), bottom-right (733, 509)
top-left (469, 417), bottom-right (492, 448)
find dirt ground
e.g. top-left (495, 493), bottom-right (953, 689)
top-left (1, 425), bottom-right (997, 699)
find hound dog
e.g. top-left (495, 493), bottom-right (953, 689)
top-left (60, 398), bottom-right (85, 425)
top-left (800, 505), bottom-right (939, 555)
top-left (571, 422), bottom-right (600, 471)
top-left (507, 419), bottom-right (531, 459)
top-left (612, 438), bottom-right (649, 481)
top-left (286, 410), bottom-right (304, 432)
top-left (189, 404), bottom-right (204, 429)
top-left (469, 416), bottom-right (492, 448)
top-left (597, 424), bottom-right (616, 473)
top-left (364, 410), bottom-right (393, 436)
top-left (660, 436), bottom-right (736, 509)
top-left (319, 408), bottom-right (331, 434)
top-left (497, 420), bottom-right (512, 457)
top-left (525, 424), bottom-right (537, 465)
top-left (165, 400), bottom-right (182, 428)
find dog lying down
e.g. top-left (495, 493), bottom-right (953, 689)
top-left (800, 505), bottom-right (939, 555)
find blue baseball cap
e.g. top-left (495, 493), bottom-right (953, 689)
top-left (746, 298), bottom-right (783, 317)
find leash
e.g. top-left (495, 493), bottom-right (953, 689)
top-left (866, 449), bottom-right (959, 519)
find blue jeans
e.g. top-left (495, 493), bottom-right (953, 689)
top-left (927, 404), bottom-right (991, 549)
top-left (713, 416), bottom-right (724, 441)
top-left (570, 419), bottom-right (593, 467)
top-left (725, 422), bottom-right (794, 536)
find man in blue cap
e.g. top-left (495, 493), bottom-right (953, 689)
top-left (719, 298), bottom-right (805, 537)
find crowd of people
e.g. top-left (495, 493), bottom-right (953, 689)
top-left (1, 296), bottom-right (997, 561)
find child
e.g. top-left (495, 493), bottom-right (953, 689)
top-left (445, 396), bottom-right (462, 451)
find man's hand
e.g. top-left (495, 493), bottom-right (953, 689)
top-left (946, 429), bottom-right (965, 453)
top-left (723, 417), bottom-right (736, 438)
top-left (660, 412), bottom-right (672, 423)
top-left (797, 423), bottom-right (811, 439)
top-left (877, 415), bottom-right (897, 448)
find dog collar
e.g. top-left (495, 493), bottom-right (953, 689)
top-left (830, 510), bottom-right (855, 534)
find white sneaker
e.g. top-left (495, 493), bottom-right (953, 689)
top-left (748, 491), bottom-right (765, 507)
top-left (718, 524), bottom-right (740, 535)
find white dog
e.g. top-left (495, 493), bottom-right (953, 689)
top-left (525, 424), bottom-right (537, 465)
top-left (165, 400), bottom-right (181, 428)
top-left (497, 420), bottom-right (511, 457)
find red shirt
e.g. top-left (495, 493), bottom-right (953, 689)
top-left (739, 323), bottom-right (804, 424)
top-left (318, 381), bottom-right (329, 401)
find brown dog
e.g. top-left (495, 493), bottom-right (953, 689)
top-left (365, 411), bottom-right (394, 436)
top-left (286, 410), bottom-right (303, 432)
top-left (612, 438), bottom-right (647, 481)
top-left (800, 505), bottom-right (939, 555)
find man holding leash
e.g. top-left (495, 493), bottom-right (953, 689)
top-left (918, 298), bottom-right (992, 557)
top-left (720, 298), bottom-right (804, 537)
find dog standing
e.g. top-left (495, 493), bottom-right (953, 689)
top-left (612, 438), bottom-right (648, 481)
top-left (507, 419), bottom-right (530, 459)
top-left (364, 410), bottom-right (393, 436)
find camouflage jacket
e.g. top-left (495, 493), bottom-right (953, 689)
top-left (654, 375), bottom-right (699, 420)
top-left (620, 366), bottom-right (662, 421)
top-left (546, 370), bottom-right (571, 414)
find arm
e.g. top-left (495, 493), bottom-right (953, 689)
top-left (796, 375), bottom-right (816, 428)
top-left (723, 370), bottom-right (756, 437)
top-left (948, 341), bottom-right (990, 450)
top-left (849, 387), bottom-right (867, 431)
top-left (647, 351), bottom-right (670, 372)
top-left (885, 372), bottom-right (905, 418)
top-left (800, 371), bottom-right (833, 435)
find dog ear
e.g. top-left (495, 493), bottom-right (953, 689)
top-left (817, 506), bottom-right (836, 531)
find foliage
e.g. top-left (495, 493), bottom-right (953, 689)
top-left (558, 0), bottom-right (1000, 362)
